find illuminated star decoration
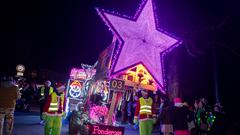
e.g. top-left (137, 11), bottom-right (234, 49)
top-left (97, 0), bottom-right (181, 90)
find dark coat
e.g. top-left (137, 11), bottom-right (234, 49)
top-left (159, 106), bottom-right (173, 124)
top-left (172, 106), bottom-right (190, 131)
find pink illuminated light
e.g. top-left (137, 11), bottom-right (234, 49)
top-left (97, 0), bottom-right (181, 90)
top-left (70, 68), bottom-right (86, 80)
top-left (89, 105), bottom-right (109, 123)
top-left (92, 125), bottom-right (122, 135)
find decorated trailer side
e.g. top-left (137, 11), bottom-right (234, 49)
top-left (66, 68), bottom-right (86, 114)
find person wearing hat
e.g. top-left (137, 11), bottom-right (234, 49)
top-left (39, 80), bottom-right (54, 125)
top-left (134, 89), bottom-right (156, 135)
top-left (172, 98), bottom-right (191, 135)
top-left (42, 83), bottom-right (66, 135)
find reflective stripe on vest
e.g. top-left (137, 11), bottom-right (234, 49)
top-left (61, 93), bottom-right (64, 110)
top-left (41, 86), bottom-right (53, 96)
top-left (48, 92), bottom-right (58, 112)
top-left (48, 92), bottom-right (65, 112)
top-left (140, 105), bottom-right (152, 109)
top-left (139, 97), bottom-right (152, 115)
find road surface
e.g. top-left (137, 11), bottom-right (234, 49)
top-left (12, 109), bottom-right (160, 135)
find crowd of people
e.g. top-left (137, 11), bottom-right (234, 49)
top-left (15, 78), bottom-right (39, 112)
top-left (116, 89), bottom-right (226, 135)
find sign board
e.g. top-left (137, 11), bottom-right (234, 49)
top-left (70, 68), bottom-right (86, 80)
top-left (67, 80), bottom-right (84, 99)
top-left (16, 64), bottom-right (25, 76)
top-left (89, 124), bottom-right (125, 135)
top-left (16, 72), bottom-right (24, 76)
top-left (16, 64), bottom-right (25, 72)
top-left (68, 98), bottom-right (81, 111)
top-left (109, 79), bottom-right (125, 91)
top-left (107, 79), bottom-right (124, 125)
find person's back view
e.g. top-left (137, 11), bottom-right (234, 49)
top-left (172, 98), bottom-right (190, 135)
top-left (0, 76), bottom-right (20, 135)
top-left (159, 106), bottom-right (173, 135)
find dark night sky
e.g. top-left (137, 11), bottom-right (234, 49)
top-left (0, 0), bottom-right (239, 71)
top-left (1, 0), bottom-right (240, 116)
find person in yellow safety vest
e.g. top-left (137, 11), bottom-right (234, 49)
top-left (134, 89), bottom-right (156, 135)
top-left (42, 83), bottom-right (66, 135)
top-left (39, 80), bottom-right (54, 125)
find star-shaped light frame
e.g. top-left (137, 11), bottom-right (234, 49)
top-left (96, 0), bottom-right (181, 90)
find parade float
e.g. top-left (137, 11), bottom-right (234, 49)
top-left (66, 63), bottom-right (97, 114)
top-left (94, 0), bottom-right (181, 125)
top-left (68, 0), bottom-right (181, 134)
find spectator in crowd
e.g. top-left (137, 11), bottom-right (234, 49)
top-left (133, 95), bottom-right (139, 112)
top-left (210, 103), bottom-right (225, 135)
top-left (21, 81), bottom-right (32, 112)
top-left (0, 76), bottom-right (21, 135)
top-left (159, 103), bottom-right (173, 135)
top-left (29, 82), bottom-right (38, 103)
top-left (172, 98), bottom-right (191, 135)
top-left (120, 96), bottom-right (127, 124)
top-left (133, 95), bottom-right (139, 129)
top-left (159, 97), bottom-right (166, 117)
top-left (127, 95), bottom-right (134, 125)
top-left (185, 103), bottom-right (196, 134)
top-left (195, 98), bottom-right (209, 135)
top-left (153, 92), bottom-right (160, 118)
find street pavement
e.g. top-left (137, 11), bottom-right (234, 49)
top-left (12, 108), bottom-right (160, 135)
top-left (13, 111), bottom-right (68, 135)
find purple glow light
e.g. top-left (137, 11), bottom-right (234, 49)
top-left (70, 68), bottom-right (86, 80)
top-left (97, 0), bottom-right (181, 90)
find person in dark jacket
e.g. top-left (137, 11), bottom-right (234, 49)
top-left (172, 98), bottom-right (190, 135)
top-left (210, 103), bottom-right (225, 135)
top-left (159, 105), bottom-right (173, 135)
